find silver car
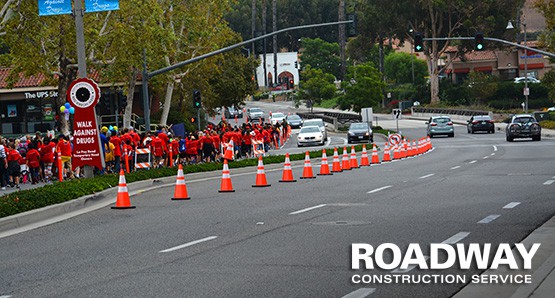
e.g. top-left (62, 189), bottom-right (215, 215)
top-left (297, 126), bottom-right (324, 147)
top-left (426, 116), bottom-right (454, 138)
top-left (302, 118), bottom-right (328, 142)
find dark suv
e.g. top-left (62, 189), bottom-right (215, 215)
top-left (467, 115), bottom-right (495, 134)
top-left (506, 114), bottom-right (541, 142)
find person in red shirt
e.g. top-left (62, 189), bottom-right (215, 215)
top-left (186, 136), bottom-right (198, 164)
top-left (211, 131), bottom-right (221, 161)
top-left (169, 137), bottom-right (179, 167)
top-left (110, 130), bottom-right (122, 173)
top-left (56, 135), bottom-right (73, 180)
top-left (40, 136), bottom-right (55, 182)
top-left (242, 130), bottom-right (253, 158)
top-left (151, 133), bottom-right (165, 168)
top-left (26, 142), bottom-right (41, 184)
top-left (6, 143), bottom-right (22, 189)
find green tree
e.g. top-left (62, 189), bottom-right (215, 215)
top-left (384, 52), bottom-right (428, 86)
top-left (339, 62), bottom-right (385, 113)
top-left (299, 38), bottom-right (341, 79)
top-left (298, 66), bottom-right (336, 112)
top-left (465, 71), bottom-right (499, 105)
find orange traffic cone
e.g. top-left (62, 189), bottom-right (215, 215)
top-left (350, 146), bottom-right (359, 168)
top-left (318, 149), bottom-right (332, 175)
top-left (371, 144), bottom-right (381, 165)
top-left (382, 143), bottom-right (392, 162)
top-left (253, 155), bottom-right (271, 187)
top-left (401, 140), bottom-right (407, 159)
top-left (112, 170), bottom-right (136, 209)
top-left (223, 140), bottom-right (234, 161)
top-left (331, 147), bottom-right (342, 173)
top-left (393, 144), bottom-right (400, 160)
top-left (341, 147), bottom-right (351, 170)
top-left (427, 136), bottom-right (432, 151)
top-left (300, 151), bottom-right (315, 179)
top-left (279, 153), bottom-right (296, 182)
top-left (360, 144), bottom-right (370, 166)
top-left (172, 164), bottom-right (191, 200)
top-left (218, 159), bottom-right (235, 192)
top-left (412, 141), bottom-right (418, 156)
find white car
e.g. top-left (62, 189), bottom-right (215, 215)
top-left (297, 126), bottom-right (324, 147)
top-left (302, 118), bottom-right (328, 141)
top-left (514, 77), bottom-right (540, 83)
top-left (270, 112), bottom-right (286, 125)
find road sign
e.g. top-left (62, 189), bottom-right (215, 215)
top-left (392, 109), bottom-right (402, 120)
top-left (388, 133), bottom-right (402, 146)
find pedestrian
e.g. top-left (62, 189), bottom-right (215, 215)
top-left (26, 142), bottom-right (41, 184)
top-left (40, 136), bottom-right (55, 183)
top-left (0, 137), bottom-right (7, 190)
top-left (6, 142), bottom-right (22, 189)
top-left (56, 135), bottom-right (73, 180)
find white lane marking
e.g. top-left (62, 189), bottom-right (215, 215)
top-left (341, 288), bottom-right (376, 298)
top-left (289, 204), bottom-right (327, 215)
top-left (553, 176), bottom-right (555, 179)
top-left (419, 173), bottom-right (435, 179)
top-left (543, 180), bottom-right (555, 185)
top-left (503, 202), bottom-right (521, 209)
top-left (442, 232), bottom-right (470, 244)
top-left (450, 166), bottom-right (461, 170)
top-left (483, 156), bottom-right (489, 159)
top-left (159, 236), bottom-right (218, 253)
top-left (391, 256), bottom-right (430, 273)
top-left (477, 215), bottom-right (501, 224)
top-left (0, 296), bottom-right (13, 298)
top-left (469, 160), bottom-right (477, 164)
top-left (367, 185), bottom-right (393, 194)
top-left (493, 145), bottom-right (498, 152)
top-left (490, 153), bottom-right (495, 156)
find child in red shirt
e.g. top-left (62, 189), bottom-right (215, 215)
top-left (26, 143), bottom-right (41, 184)
top-left (6, 143), bottom-right (22, 189)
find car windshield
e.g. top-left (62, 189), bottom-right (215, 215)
top-left (250, 108), bottom-right (262, 113)
top-left (513, 117), bottom-right (535, 124)
top-left (300, 126), bottom-right (321, 134)
top-left (272, 113), bottom-right (285, 118)
top-left (303, 120), bottom-right (324, 127)
top-left (350, 123), bottom-right (368, 130)
top-left (433, 117), bottom-right (451, 124)
top-left (287, 115), bottom-right (301, 120)
top-left (474, 116), bottom-right (491, 121)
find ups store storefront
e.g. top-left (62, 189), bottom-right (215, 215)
top-left (0, 88), bottom-right (58, 135)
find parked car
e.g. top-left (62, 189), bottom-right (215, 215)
top-left (285, 114), bottom-right (303, 128)
top-left (270, 112), bottom-right (286, 125)
top-left (297, 126), bottom-right (324, 147)
top-left (302, 118), bottom-right (328, 142)
top-left (347, 122), bottom-right (373, 143)
top-left (426, 116), bottom-right (454, 137)
top-left (467, 115), bottom-right (495, 134)
top-left (247, 107), bottom-right (264, 123)
top-left (514, 77), bottom-right (540, 83)
top-left (224, 106), bottom-right (243, 119)
top-left (506, 114), bottom-right (541, 142)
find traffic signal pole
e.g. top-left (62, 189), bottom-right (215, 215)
top-left (141, 20), bottom-right (354, 129)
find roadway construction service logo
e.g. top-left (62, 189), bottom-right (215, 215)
top-left (351, 243), bottom-right (540, 285)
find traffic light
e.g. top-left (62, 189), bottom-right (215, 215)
top-left (294, 61), bottom-right (298, 69)
top-left (414, 32), bottom-right (424, 52)
top-left (289, 79), bottom-right (294, 89)
top-left (193, 89), bottom-right (201, 109)
top-left (347, 14), bottom-right (357, 37)
top-left (475, 32), bottom-right (485, 51)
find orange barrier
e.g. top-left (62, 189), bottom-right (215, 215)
top-left (124, 147), bottom-right (130, 173)
top-left (332, 147), bottom-right (342, 173)
top-left (111, 169), bottom-right (136, 209)
top-left (318, 149), bottom-right (332, 176)
top-left (169, 145), bottom-right (174, 167)
top-left (350, 146), bottom-right (359, 169)
top-left (252, 155), bottom-right (271, 187)
top-left (300, 151), bottom-right (315, 179)
top-left (371, 144), bottom-right (381, 165)
top-left (341, 147), bottom-right (351, 170)
top-left (382, 143), bottom-right (392, 162)
top-left (279, 153), bottom-right (296, 182)
top-left (57, 147), bottom-right (63, 182)
top-left (393, 144), bottom-right (400, 160)
top-left (172, 164), bottom-right (191, 200)
top-left (401, 140), bottom-right (407, 159)
top-left (218, 159), bottom-right (235, 192)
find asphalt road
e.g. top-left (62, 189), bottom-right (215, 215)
top-left (1, 105), bottom-right (554, 297)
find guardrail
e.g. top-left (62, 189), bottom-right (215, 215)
top-left (411, 107), bottom-right (493, 121)
top-left (297, 111), bottom-right (362, 131)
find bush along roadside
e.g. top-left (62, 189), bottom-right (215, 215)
top-left (0, 144), bottom-right (384, 218)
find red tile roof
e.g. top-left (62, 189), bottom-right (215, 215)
top-left (0, 68), bottom-right (103, 89)
top-left (452, 50), bottom-right (497, 62)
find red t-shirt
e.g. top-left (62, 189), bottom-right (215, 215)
top-left (111, 136), bottom-right (122, 157)
top-left (7, 149), bottom-right (21, 162)
top-left (27, 149), bottom-right (41, 168)
top-left (57, 140), bottom-right (72, 157)
top-left (40, 142), bottom-right (55, 163)
top-left (151, 137), bottom-right (165, 157)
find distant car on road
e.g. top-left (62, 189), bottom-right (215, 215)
top-left (506, 114), bottom-right (541, 142)
top-left (297, 125), bottom-right (325, 147)
top-left (285, 114), bottom-right (303, 128)
top-left (302, 118), bottom-right (328, 142)
top-left (426, 116), bottom-right (454, 138)
top-left (514, 77), bottom-right (540, 83)
top-left (347, 122), bottom-right (373, 143)
top-left (224, 106), bottom-right (243, 119)
top-left (247, 107), bottom-right (264, 123)
top-left (269, 112), bottom-right (286, 125)
top-left (467, 115), bottom-right (495, 134)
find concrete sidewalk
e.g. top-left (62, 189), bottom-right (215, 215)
top-left (453, 215), bottom-right (555, 298)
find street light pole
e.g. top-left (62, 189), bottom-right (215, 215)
top-left (523, 21), bottom-right (528, 113)
top-left (410, 29), bottom-right (415, 85)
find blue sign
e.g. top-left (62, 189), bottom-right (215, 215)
top-left (85, 0), bottom-right (119, 13)
top-left (38, 0), bottom-right (72, 16)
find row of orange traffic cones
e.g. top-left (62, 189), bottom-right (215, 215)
top-left (113, 137), bottom-right (433, 208)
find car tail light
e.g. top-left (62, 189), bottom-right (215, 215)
top-left (447, 122), bottom-right (453, 126)
top-left (487, 120), bottom-right (494, 123)
top-left (472, 121), bottom-right (479, 124)
top-left (431, 123), bottom-right (438, 126)
top-left (509, 124), bottom-right (519, 132)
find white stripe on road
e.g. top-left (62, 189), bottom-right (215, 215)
top-left (159, 236), bottom-right (218, 253)
top-left (503, 202), bottom-right (521, 209)
top-left (450, 166), bottom-right (461, 170)
top-left (543, 180), bottom-right (555, 185)
top-left (490, 153), bottom-right (495, 156)
top-left (341, 288), bottom-right (376, 298)
top-left (483, 156), bottom-right (489, 159)
top-left (493, 145), bottom-right (498, 152)
top-left (289, 204), bottom-right (327, 215)
top-left (478, 215), bottom-right (501, 224)
top-left (0, 295), bottom-right (13, 298)
top-left (469, 160), bottom-right (477, 164)
top-left (391, 256), bottom-right (430, 273)
top-left (441, 232), bottom-right (470, 244)
top-left (419, 173), bottom-right (435, 179)
top-left (367, 185), bottom-right (393, 194)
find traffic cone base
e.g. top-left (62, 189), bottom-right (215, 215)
top-left (332, 148), bottom-right (342, 172)
top-left (300, 151), bottom-right (315, 179)
top-left (279, 179), bottom-right (297, 182)
top-left (112, 170), bottom-right (136, 209)
top-left (252, 156), bottom-right (271, 187)
top-left (279, 153), bottom-right (297, 183)
top-left (318, 149), bottom-right (333, 175)
top-left (219, 160), bottom-right (235, 192)
top-left (172, 164), bottom-right (191, 200)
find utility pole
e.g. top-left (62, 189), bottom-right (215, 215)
top-left (262, 0), bottom-right (268, 87)
top-left (272, 0), bottom-right (278, 87)
top-left (339, 0), bottom-right (346, 80)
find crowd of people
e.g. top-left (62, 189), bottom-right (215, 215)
top-left (0, 119), bottom-right (291, 191)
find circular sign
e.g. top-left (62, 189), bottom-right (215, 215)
top-left (388, 133), bottom-right (402, 145)
top-left (67, 78), bottom-right (100, 109)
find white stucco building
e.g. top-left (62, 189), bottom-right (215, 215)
top-left (256, 52), bottom-right (299, 89)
